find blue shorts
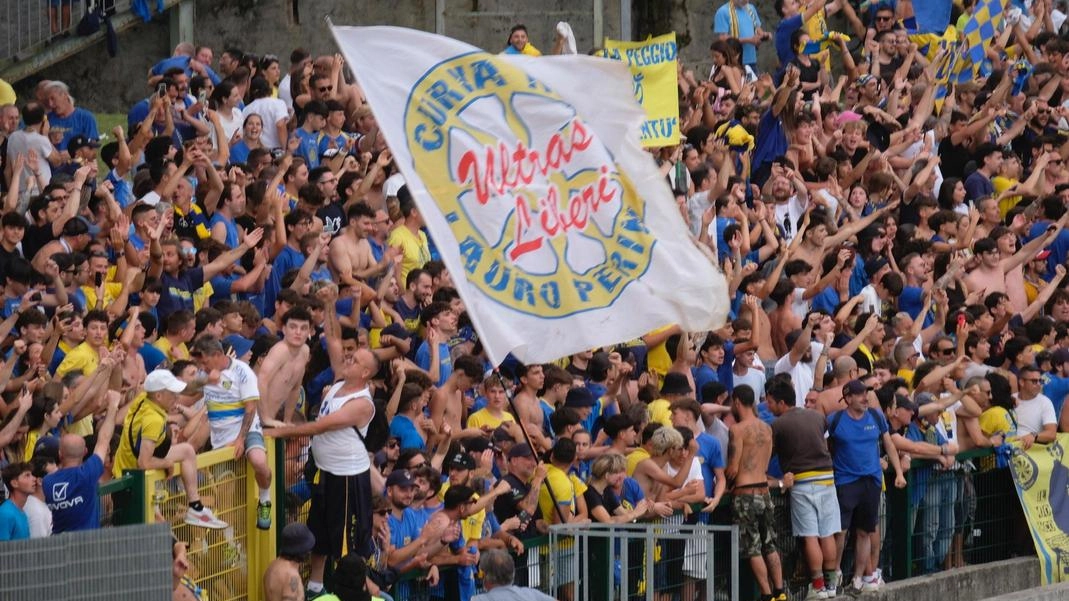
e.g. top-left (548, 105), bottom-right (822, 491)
top-left (837, 478), bottom-right (881, 533)
top-left (245, 430), bottom-right (266, 452)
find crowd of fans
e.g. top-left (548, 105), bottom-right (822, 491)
top-left (3, 1), bottom-right (1069, 601)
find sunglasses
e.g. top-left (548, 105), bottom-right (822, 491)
top-left (876, 15), bottom-right (893, 21)
top-left (318, 86), bottom-right (333, 93)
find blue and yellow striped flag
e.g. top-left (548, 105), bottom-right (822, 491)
top-left (933, 43), bottom-right (962, 112)
top-left (909, 26), bottom-right (959, 61)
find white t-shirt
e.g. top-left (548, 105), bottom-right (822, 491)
top-left (665, 456), bottom-right (703, 485)
top-left (773, 195), bottom-right (806, 243)
top-left (311, 382), bottom-right (373, 476)
top-left (24, 495), bottom-right (52, 538)
top-left (1014, 393), bottom-right (1057, 436)
top-left (774, 341), bottom-right (822, 407)
top-left (216, 107), bottom-right (244, 146)
top-left (202, 358), bottom-right (262, 449)
top-left (733, 366), bottom-right (766, 400)
top-left (278, 74), bottom-right (294, 109)
top-left (859, 285), bottom-right (881, 317)
top-left (6, 129), bottom-right (54, 205)
top-left (243, 97), bottom-right (290, 149)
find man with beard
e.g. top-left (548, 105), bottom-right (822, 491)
top-left (727, 385), bottom-right (785, 601)
top-left (384, 469), bottom-right (449, 590)
top-left (395, 268), bottom-right (433, 334)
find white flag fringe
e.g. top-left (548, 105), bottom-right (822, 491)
top-left (330, 26), bottom-right (729, 365)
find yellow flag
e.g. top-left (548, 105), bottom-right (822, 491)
top-left (599, 33), bottom-right (680, 148)
top-left (1008, 434), bottom-right (1069, 584)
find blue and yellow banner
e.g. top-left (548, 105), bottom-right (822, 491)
top-left (1008, 434), bottom-right (1069, 584)
top-left (599, 33), bottom-right (680, 148)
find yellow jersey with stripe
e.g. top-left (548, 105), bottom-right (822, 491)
top-left (202, 357), bottom-right (261, 449)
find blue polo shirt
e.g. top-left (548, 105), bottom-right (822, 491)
top-left (389, 415), bottom-right (426, 451)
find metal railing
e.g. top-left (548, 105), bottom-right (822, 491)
top-left (550, 519), bottom-right (741, 601)
top-left (0, 0), bottom-right (135, 63)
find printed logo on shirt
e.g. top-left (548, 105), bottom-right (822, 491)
top-left (52, 482), bottom-right (69, 501)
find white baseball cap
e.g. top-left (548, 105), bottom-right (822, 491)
top-left (144, 369), bottom-right (188, 393)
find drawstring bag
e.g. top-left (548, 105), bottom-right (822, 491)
top-left (77, 1), bottom-right (104, 36)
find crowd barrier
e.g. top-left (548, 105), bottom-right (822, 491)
top-left (0, 522), bottom-right (172, 601)
top-left (86, 440), bottom-right (1025, 601)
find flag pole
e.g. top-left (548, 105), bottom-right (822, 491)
top-left (498, 367), bottom-right (569, 527)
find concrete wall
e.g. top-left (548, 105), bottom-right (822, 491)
top-left (980, 582), bottom-right (1069, 601)
top-left (873, 557), bottom-right (1040, 601)
top-left (14, 0), bottom-right (781, 113)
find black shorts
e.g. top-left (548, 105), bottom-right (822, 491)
top-left (307, 469), bottom-right (373, 559)
top-left (837, 478), bottom-right (881, 533)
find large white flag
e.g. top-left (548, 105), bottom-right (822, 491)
top-left (330, 26), bottom-right (728, 365)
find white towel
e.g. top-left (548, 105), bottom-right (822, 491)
top-left (556, 21), bottom-right (577, 55)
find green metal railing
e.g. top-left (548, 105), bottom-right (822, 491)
top-left (97, 471), bottom-right (144, 527)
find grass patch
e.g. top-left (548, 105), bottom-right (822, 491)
top-left (94, 113), bottom-right (126, 175)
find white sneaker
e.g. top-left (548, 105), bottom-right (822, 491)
top-left (823, 585), bottom-right (837, 599)
top-left (185, 506), bottom-right (228, 529)
top-left (862, 577), bottom-right (880, 592)
top-left (805, 584), bottom-right (829, 600)
top-left (846, 577), bottom-right (864, 596)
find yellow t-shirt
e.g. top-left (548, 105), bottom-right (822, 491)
top-left (993, 176), bottom-right (1021, 219)
top-left (538, 464), bottom-right (586, 523)
top-left (387, 226), bottom-right (431, 286)
top-left (153, 338), bottom-right (190, 365)
top-left (56, 342), bottom-right (100, 378)
top-left (626, 448), bottom-right (651, 477)
top-left (81, 282), bottom-right (125, 313)
top-left (644, 326), bottom-right (674, 382)
top-left (647, 398), bottom-right (672, 428)
top-left (979, 407), bottom-right (1016, 437)
top-left (56, 343), bottom-right (103, 435)
top-left (113, 395), bottom-right (169, 477)
top-left (467, 408), bottom-right (515, 431)
top-left (0, 78), bottom-right (15, 106)
top-left (438, 482), bottom-right (489, 542)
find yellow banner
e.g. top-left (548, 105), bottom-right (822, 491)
top-left (600, 33), bottom-right (680, 148)
top-left (1008, 434), bottom-right (1069, 584)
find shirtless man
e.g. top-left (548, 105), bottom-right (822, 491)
top-left (815, 357), bottom-right (859, 417)
top-left (257, 307), bottom-right (312, 425)
top-left (264, 523), bottom-right (315, 601)
top-left (726, 385), bottom-right (785, 601)
top-left (512, 363), bottom-right (552, 452)
top-left (328, 202), bottom-right (400, 288)
top-left (966, 218), bottom-right (1065, 313)
top-left (631, 426), bottom-right (696, 502)
top-left (791, 209), bottom-right (890, 274)
top-left (429, 354), bottom-right (485, 438)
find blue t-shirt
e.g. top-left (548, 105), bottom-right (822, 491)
top-left (713, 3), bottom-right (761, 65)
top-left (389, 415), bottom-right (426, 451)
top-left (0, 499), bottom-right (30, 541)
top-left (811, 286), bottom-right (841, 315)
top-left (105, 170), bottom-right (135, 209)
top-left (774, 14), bottom-right (804, 65)
top-left (48, 108), bottom-right (99, 150)
top-left (693, 365), bottom-right (720, 402)
top-left (150, 56), bottom-right (222, 85)
top-left (208, 213), bottom-right (240, 250)
top-left (1027, 221), bottom-right (1069, 280)
top-left (264, 246), bottom-right (305, 318)
top-left (294, 128), bottom-right (322, 169)
top-left (904, 421), bottom-right (947, 505)
top-left (1043, 373), bottom-right (1069, 419)
top-left (416, 341), bottom-right (453, 387)
top-left (140, 343), bottom-right (167, 372)
top-left (696, 432), bottom-right (724, 498)
top-left (44, 454), bottom-right (104, 533)
top-left (157, 267), bottom-right (205, 322)
top-left (899, 285), bottom-right (934, 328)
top-left (752, 109), bottom-right (788, 178)
top-left (229, 140), bottom-right (252, 166)
top-left (620, 476), bottom-right (646, 508)
top-left (828, 408), bottom-right (889, 486)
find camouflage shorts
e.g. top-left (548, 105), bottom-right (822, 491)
top-left (732, 492), bottom-right (778, 558)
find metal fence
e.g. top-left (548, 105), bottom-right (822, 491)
top-left (550, 519), bottom-right (741, 601)
top-left (0, 0), bottom-right (135, 63)
top-left (0, 522), bottom-right (172, 601)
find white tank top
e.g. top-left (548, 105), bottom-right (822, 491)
top-left (310, 381), bottom-right (373, 476)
